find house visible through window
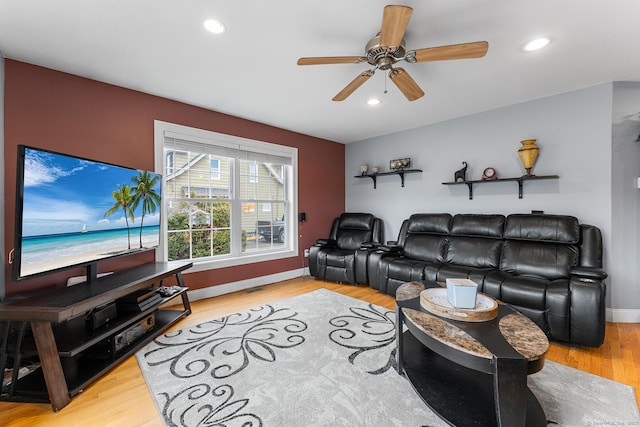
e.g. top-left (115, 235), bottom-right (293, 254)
top-left (154, 121), bottom-right (298, 271)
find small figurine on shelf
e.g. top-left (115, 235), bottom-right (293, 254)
top-left (454, 161), bottom-right (468, 182)
top-left (370, 166), bottom-right (380, 174)
top-left (360, 165), bottom-right (369, 175)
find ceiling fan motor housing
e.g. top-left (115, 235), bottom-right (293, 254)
top-left (365, 34), bottom-right (406, 69)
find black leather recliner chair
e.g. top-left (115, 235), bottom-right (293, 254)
top-left (309, 213), bottom-right (383, 284)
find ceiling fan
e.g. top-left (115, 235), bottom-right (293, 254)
top-left (297, 5), bottom-right (489, 102)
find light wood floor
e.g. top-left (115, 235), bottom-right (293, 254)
top-left (2, 276), bottom-right (639, 426)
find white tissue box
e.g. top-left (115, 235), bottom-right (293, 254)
top-left (446, 278), bottom-right (478, 309)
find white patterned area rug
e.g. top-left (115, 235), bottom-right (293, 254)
top-left (136, 288), bottom-right (639, 427)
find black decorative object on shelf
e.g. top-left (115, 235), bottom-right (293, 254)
top-left (442, 175), bottom-right (559, 199)
top-left (454, 162), bottom-right (468, 182)
top-left (355, 169), bottom-right (422, 189)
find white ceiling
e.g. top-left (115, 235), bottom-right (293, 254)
top-left (0, 1), bottom-right (638, 144)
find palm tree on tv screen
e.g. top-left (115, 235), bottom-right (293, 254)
top-left (104, 184), bottom-right (135, 250)
top-left (131, 171), bottom-right (160, 248)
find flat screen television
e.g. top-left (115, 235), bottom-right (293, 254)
top-left (13, 145), bottom-right (162, 283)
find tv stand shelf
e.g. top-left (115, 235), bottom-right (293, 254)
top-left (53, 288), bottom-right (189, 357)
top-left (0, 261), bottom-right (192, 411)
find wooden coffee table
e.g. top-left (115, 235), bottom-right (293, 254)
top-left (395, 281), bottom-right (549, 426)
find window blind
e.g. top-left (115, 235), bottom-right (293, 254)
top-left (164, 133), bottom-right (292, 166)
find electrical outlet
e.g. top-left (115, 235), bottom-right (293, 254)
top-left (304, 249), bottom-right (309, 257)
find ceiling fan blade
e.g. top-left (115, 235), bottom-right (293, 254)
top-left (413, 41), bottom-right (489, 62)
top-left (380, 5), bottom-right (413, 48)
top-left (332, 70), bottom-right (375, 101)
top-left (297, 56), bottom-right (367, 66)
top-left (388, 67), bottom-right (424, 101)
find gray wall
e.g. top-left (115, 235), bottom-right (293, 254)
top-left (345, 83), bottom-right (632, 319)
top-left (611, 82), bottom-right (640, 319)
top-left (0, 52), bottom-right (4, 301)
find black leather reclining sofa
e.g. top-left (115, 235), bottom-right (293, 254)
top-left (364, 213), bottom-right (607, 347)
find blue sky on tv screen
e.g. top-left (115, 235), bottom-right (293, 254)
top-left (22, 147), bottom-right (161, 237)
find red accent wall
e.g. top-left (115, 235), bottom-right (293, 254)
top-left (3, 59), bottom-right (345, 295)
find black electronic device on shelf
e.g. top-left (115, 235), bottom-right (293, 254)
top-left (87, 302), bottom-right (118, 330)
top-left (86, 312), bottom-right (156, 359)
top-left (116, 288), bottom-right (162, 312)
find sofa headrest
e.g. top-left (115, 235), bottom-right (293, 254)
top-left (504, 214), bottom-right (580, 244)
top-left (407, 213), bottom-right (452, 235)
top-left (338, 213), bottom-right (375, 230)
top-left (451, 214), bottom-right (505, 238)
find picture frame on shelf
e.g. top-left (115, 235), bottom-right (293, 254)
top-left (390, 158), bottom-right (411, 170)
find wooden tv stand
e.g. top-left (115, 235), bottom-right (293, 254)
top-left (0, 261), bottom-right (192, 411)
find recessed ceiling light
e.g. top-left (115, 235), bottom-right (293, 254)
top-left (367, 98), bottom-right (381, 106)
top-left (523, 37), bottom-right (551, 52)
top-left (204, 19), bottom-right (226, 34)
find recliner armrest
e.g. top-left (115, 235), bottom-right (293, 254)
top-left (570, 267), bottom-right (608, 281)
top-left (376, 244), bottom-right (403, 254)
top-left (569, 276), bottom-right (606, 347)
top-left (316, 238), bottom-right (337, 247)
top-left (360, 242), bottom-right (380, 249)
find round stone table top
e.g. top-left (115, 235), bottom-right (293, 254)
top-left (397, 281), bottom-right (548, 362)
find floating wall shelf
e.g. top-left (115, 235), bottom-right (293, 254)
top-left (442, 175), bottom-right (559, 199)
top-left (355, 169), bottom-right (422, 189)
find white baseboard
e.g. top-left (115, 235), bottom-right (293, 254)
top-left (607, 307), bottom-right (640, 323)
top-left (187, 267), bottom-right (310, 302)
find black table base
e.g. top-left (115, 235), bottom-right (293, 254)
top-left (401, 331), bottom-right (547, 426)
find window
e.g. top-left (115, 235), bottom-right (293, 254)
top-left (154, 121), bottom-right (298, 272)
top-left (249, 162), bottom-right (258, 183)
top-left (210, 158), bottom-right (220, 180)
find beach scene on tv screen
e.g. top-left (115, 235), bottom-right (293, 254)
top-left (19, 147), bottom-right (161, 278)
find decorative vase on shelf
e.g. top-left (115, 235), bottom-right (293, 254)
top-left (518, 139), bottom-right (539, 177)
top-left (360, 165), bottom-right (369, 175)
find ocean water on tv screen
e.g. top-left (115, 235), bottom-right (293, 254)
top-left (19, 226), bottom-right (160, 277)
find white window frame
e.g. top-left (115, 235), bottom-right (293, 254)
top-left (154, 120), bottom-right (298, 273)
top-left (166, 151), bottom-right (175, 175)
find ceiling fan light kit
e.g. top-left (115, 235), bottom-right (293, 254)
top-left (297, 5), bottom-right (489, 102)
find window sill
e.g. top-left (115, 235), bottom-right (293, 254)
top-left (181, 248), bottom-right (298, 273)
